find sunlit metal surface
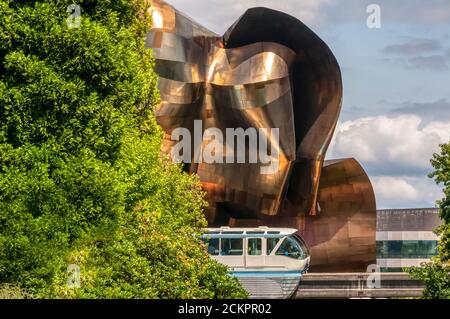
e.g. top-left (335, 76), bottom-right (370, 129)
top-left (146, 0), bottom-right (376, 272)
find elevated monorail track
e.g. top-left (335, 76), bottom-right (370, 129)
top-left (294, 272), bottom-right (425, 299)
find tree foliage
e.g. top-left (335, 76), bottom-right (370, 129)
top-left (409, 142), bottom-right (450, 299)
top-left (0, 0), bottom-right (247, 298)
top-left (0, 284), bottom-right (34, 299)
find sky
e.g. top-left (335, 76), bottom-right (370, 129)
top-left (166, 0), bottom-right (450, 209)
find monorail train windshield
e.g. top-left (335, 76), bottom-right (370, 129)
top-left (275, 235), bottom-right (309, 260)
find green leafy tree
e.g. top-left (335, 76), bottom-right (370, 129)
top-left (409, 142), bottom-right (450, 299)
top-left (0, 0), bottom-right (247, 298)
top-left (0, 284), bottom-right (35, 299)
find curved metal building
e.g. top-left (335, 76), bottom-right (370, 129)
top-left (146, 0), bottom-right (376, 272)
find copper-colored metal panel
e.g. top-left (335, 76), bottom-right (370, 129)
top-left (228, 158), bottom-right (376, 272)
top-left (305, 158), bottom-right (377, 272)
top-left (146, 1), bottom-right (376, 272)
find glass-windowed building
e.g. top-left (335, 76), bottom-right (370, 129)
top-left (376, 208), bottom-right (442, 272)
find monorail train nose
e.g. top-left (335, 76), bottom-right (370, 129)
top-left (202, 227), bottom-right (309, 299)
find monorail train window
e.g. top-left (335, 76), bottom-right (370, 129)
top-left (248, 238), bottom-right (262, 255)
top-left (267, 238), bottom-right (279, 255)
top-left (221, 238), bottom-right (243, 256)
top-left (276, 236), bottom-right (304, 259)
top-left (203, 238), bottom-right (219, 255)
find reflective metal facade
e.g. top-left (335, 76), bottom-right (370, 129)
top-left (146, 0), bottom-right (377, 271)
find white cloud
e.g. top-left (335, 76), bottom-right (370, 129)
top-left (327, 114), bottom-right (449, 208)
top-left (371, 175), bottom-right (442, 209)
top-left (327, 114), bottom-right (450, 174)
top-left (372, 176), bottom-right (417, 201)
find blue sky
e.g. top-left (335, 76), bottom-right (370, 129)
top-left (166, 0), bottom-right (450, 209)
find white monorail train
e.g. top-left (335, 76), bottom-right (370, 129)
top-left (202, 227), bottom-right (310, 299)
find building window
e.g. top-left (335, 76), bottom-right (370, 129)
top-left (376, 240), bottom-right (438, 259)
top-left (380, 267), bottom-right (405, 273)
